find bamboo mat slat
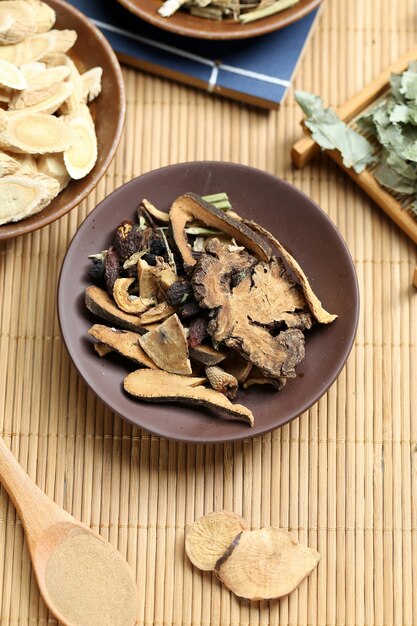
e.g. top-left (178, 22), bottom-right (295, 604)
top-left (0, 0), bottom-right (417, 624)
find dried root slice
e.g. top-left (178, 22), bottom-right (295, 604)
top-left (215, 528), bottom-right (320, 601)
top-left (205, 365), bottom-right (238, 400)
top-left (185, 511), bottom-right (246, 571)
top-left (123, 369), bottom-right (254, 426)
top-left (0, 32), bottom-right (51, 65)
top-left (138, 301), bottom-right (176, 325)
top-left (139, 314), bottom-right (192, 376)
top-left (81, 66), bottom-right (102, 103)
top-left (9, 64), bottom-right (71, 109)
top-left (94, 342), bottom-right (113, 357)
top-left (221, 353), bottom-right (252, 384)
top-left (0, 59), bottom-right (27, 90)
top-left (13, 152), bottom-right (37, 173)
top-left (0, 172), bottom-right (59, 225)
top-left (113, 277), bottom-right (156, 314)
top-left (0, 1), bottom-right (36, 44)
top-left (189, 344), bottom-right (227, 367)
top-left (243, 219), bottom-right (337, 324)
top-left (45, 52), bottom-right (83, 114)
top-left (0, 111), bottom-right (72, 153)
top-left (0, 151), bottom-right (19, 176)
top-left (24, 0), bottom-right (56, 33)
top-left (85, 285), bottom-right (150, 334)
top-left (242, 366), bottom-right (285, 390)
top-left (170, 193), bottom-right (271, 268)
top-left (37, 152), bottom-right (70, 190)
top-left (141, 198), bottom-right (170, 224)
top-left (9, 81), bottom-right (73, 114)
top-left (88, 324), bottom-right (158, 369)
top-left (20, 60), bottom-right (46, 80)
top-left (63, 111), bottom-right (97, 179)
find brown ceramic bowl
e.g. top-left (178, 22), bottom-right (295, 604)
top-left (0, 0), bottom-right (125, 241)
top-left (58, 161), bottom-right (359, 444)
top-left (117, 0), bottom-right (322, 40)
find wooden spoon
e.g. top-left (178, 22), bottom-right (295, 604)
top-left (0, 437), bottom-right (139, 626)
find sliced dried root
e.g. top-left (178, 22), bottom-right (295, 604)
top-left (13, 152), bottom-right (37, 173)
top-left (63, 107), bottom-right (97, 179)
top-left (9, 65), bottom-right (71, 108)
top-left (0, 29), bottom-right (76, 65)
top-left (0, 59), bottom-right (27, 90)
top-left (141, 198), bottom-right (170, 224)
top-left (139, 314), bottom-right (192, 376)
top-left (123, 369), bottom-right (254, 426)
top-left (243, 219), bottom-right (337, 324)
top-left (81, 66), bottom-right (102, 103)
top-left (0, 150), bottom-right (19, 176)
top-left (85, 285), bottom-right (150, 334)
top-left (185, 512), bottom-right (246, 571)
top-left (9, 81), bottom-right (73, 114)
top-left (24, 0), bottom-right (56, 33)
top-left (170, 193), bottom-right (271, 268)
top-left (0, 111), bottom-right (73, 153)
top-left (0, 171), bottom-right (59, 224)
top-left (37, 152), bottom-right (70, 190)
top-left (88, 324), bottom-right (158, 369)
top-left (113, 277), bottom-right (156, 314)
top-left (138, 301), bottom-right (176, 324)
top-left (189, 344), bottom-right (227, 367)
top-left (0, 1), bottom-right (36, 44)
top-left (20, 60), bottom-right (46, 80)
top-left (215, 528), bottom-right (320, 601)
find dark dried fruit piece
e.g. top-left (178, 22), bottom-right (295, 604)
top-left (188, 315), bottom-right (209, 348)
top-left (165, 280), bottom-right (193, 306)
top-left (113, 220), bottom-right (144, 261)
top-left (179, 298), bottom-right (201, 319)
top-left (104, 246), bottom-right (121, 296)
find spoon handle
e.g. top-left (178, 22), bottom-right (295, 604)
top-left (0, 437), bottom-right (69, 548)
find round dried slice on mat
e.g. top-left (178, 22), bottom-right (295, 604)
top-left (185, 511), bottom-right (246, 571)
top-left (215, 527), bottom-right (320, 601)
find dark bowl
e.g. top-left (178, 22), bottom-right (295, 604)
top-left (116, 0), bottom-right (322, 40)
top-left (0, 0), bottom-right (126, 240)
top-left (58, 161), bottom-right (359, 444)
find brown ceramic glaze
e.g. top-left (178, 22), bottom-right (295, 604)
top-left (58, 162), bottom-right (359, 444)
top-left (0, 0), bottom-right (126, 241)
top-left (116, 0), bottom-right (322, 40)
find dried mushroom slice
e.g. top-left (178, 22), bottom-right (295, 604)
top-left (139, 314), bottom-right (192, 375)
top-left (113, 277), bottom-right (156, 314)
top-left (88, 324), bottom-right (158, 369)
top-left (85, 285), bottom-right (150, 334)
top-left (0, 172), bottom-right (59, 225)
top-left (205, 365), bottom-right (238, 399)
top-left (215, 528), bottom-right (320, 601)
top-left (170, 193), bottom-right (271, 268)
top-left (243, 219), bottom-right (337, 325)
top-left (123, 369), bottom-right (254, 426)
top-left (0, 111), bottom-right (73, 153)
top-left (185, 511), bottom-right (246, 572)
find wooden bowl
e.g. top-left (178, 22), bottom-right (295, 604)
top-left (0, 0), bottom-right (126, 240)
top-left (116, 0), bottom-right (322, 40)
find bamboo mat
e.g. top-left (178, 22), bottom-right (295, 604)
top-left (0, 0), bottom-right (417, 624)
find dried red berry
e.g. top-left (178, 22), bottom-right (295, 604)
top-left (188, 315), bottom-right (209, 348)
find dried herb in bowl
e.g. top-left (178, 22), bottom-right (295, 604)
top-left (158, 0), bottom-right (300, 24)
top-left (85, 192), bottom-right (337, 427)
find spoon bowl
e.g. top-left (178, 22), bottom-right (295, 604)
top-left (0, 437), bottom-right (138, 626)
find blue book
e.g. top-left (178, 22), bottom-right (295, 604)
top-left (68, 0), bottom-right (320, 109)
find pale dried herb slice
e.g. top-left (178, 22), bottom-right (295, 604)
top-left (185, 511), bottom-right (246, 572)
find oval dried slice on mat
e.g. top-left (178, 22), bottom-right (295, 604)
top-left (185, 511), bottom-right (246, 571)
top-left (215, 527), bottom-right (320, 601)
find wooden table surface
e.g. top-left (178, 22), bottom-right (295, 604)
top-left (0, 0), bottom-right (416, 624)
